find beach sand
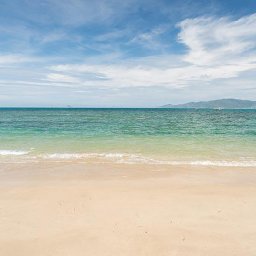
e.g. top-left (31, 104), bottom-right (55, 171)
top-left (0, 162), bottom-right (256, 256)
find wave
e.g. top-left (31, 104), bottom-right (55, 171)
top-left (0, 150), bottom-right (30, 156)
top-left (40, 153), bottom-right (256, 167)
top-left (1, 151), bottom-right (256, 167)
top-left (42, 153), bottom-right (129, 160)
top-left (187, 160), bottom-right (256, 167)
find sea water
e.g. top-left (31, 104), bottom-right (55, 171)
top-left (0, 108), bottom-right (255, 166)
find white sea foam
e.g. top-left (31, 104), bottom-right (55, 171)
top-left (39, 153), bottom-right (256, 167)
top-left (42, 153), bottom-right (129, 160)
top-left (186, 160), bottom-right (256, 167)
top-left (0, 150), bottom-right (30, 156)
top-left (1, 151), bottom-right (256, 167)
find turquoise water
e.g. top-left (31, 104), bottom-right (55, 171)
top-left (0, 108), bottom-right (255, 166)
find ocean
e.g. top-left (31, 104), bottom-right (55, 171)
top-left (0, 108), bottom-right (255, 166)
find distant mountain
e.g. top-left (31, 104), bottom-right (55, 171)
top-left (161, 99), bottom-right (256, 109)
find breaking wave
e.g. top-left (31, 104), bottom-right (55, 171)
top-left (0, 150), bottom-right (30, 156)
top-left (1, 151), bottom-right (256, 167)
top-left (40, 153), bottom-right (256, 167)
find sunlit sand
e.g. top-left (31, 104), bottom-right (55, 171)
top-left (1, 162), bottom-right (255, 256)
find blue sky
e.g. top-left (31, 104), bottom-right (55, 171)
top-left (0, 0), bottom-right (256, 107)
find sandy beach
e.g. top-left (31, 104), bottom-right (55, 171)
top-left (0, 162), bottom-right (256, 256)
top-left (1, 0), bottom-right (256, 254)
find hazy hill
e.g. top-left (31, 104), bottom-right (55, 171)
top-left (161, 99), bottom-right (256, 109)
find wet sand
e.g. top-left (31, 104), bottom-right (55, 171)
top-left (0, 162), bottom-right (256, 256)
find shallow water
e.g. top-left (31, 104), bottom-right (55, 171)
top-left (0, 108), bottom-right (255, 166)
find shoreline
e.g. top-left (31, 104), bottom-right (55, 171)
top-left (1, 155), bottom-right (256, 167)
top-left (1, 161), bottom-right (256, 182)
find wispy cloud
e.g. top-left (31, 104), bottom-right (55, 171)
top-left (0, 54), bottom-right (37, 65)
top-left (0, 0), bottom-right (140, 27)
top-left (0, 2), bottom-right (256, 106)
top-left (45, 73), bottom-right (81, 84)
top-left (46, 14), bottom-right (256, 88)
top-left (130, 25), bottom-right (170, 50)
top-left (178, 13), bottom-right (256, 66)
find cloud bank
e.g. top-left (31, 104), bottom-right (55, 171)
top-left (0, 1), bottom-right (256, 106)
top-left (47, 14), bottom-right (256, 88)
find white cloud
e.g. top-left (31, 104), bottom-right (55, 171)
top-left (1, 13), bottom-right (256, 106)
top-left (130, 25), bottom-right (169, 49)
top-left (40, 31), bottom-right (68, 44)
top-left (178, 14), bottom-right (256, 66)
top-left (47, 13), bottom-right (256, 89)
top-left (0, 55), bottom-right (34, 65)
top-left (46, 73), bottom-right (80, 84)
top-left (48, 63), bottom-right (197, 87)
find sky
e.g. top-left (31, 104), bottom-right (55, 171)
top-left (0, 0), bottom-right (256, 107)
